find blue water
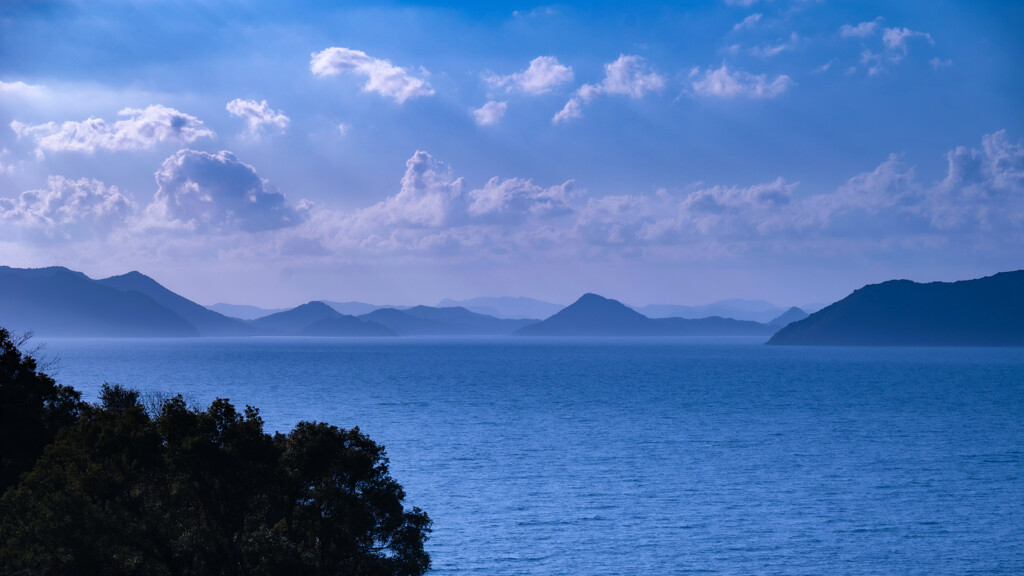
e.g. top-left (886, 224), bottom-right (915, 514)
top-left (35, 337), bottom-right (1024, 575)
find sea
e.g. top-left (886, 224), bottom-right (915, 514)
top-left (34, 336), bottom-right (1024, 575)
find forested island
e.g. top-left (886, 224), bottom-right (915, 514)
top-left (0, 327), bottom-right (431, 575)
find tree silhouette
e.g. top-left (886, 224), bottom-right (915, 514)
top-left (0, 380), bottom-right (431, 575)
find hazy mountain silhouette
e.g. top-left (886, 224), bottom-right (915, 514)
top-left (516, 293), bottom-right (777, 337)
top-left (437, 297), bottom-right (563, 320)
top-left (206, 303), bottom-right (287, 320)
top-left (0, 266), bottom-right (197, 337)
top-left (298, 315), bottom-right (397, 337)
top-left (360, 306), bottom-right (537, 335)
top-left (768, 271), bottom-right (1024, 346)
top-left (98, 272), bottom-right (258, 336)
top-left (636, 299), bottom-right (787, 323)
top-left (767, 307), bottom-right (809, 327)
top-left (250, 302), bottom-right (341, 335)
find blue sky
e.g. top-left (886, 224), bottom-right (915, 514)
top-left (1, 0), bottom-right (1021, 308)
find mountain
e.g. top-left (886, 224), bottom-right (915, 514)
top-left (636, 299), bottom-right (787, 323)
top-left (97, 272), bottom-right (257, 336)
top-left (206, 303), bottom-right (288, 320)
top-left (298, 315), bottom-right (396, 337)
top-left (767, 307), bottom-right (809, 327)
top-left (516, 293), bottom-right (776, 337)
top-left (436, 297), bottom-right (563, 320)
top-left (360, 306), bottom-right (537, 335)
top-left (0, 266), bottom-right (197, 337)
top-left (322, 301), bottom-right (397, 316)
top-left (767, 271), bottom-right (1024, 346)
top-left (250, 301), bottom-right (341, 335)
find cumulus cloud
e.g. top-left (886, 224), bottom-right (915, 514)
top-left (689, 64), bottom-right (793, 98)
top-left (467, 177), bottom-right (575, 222)
top-left (310, 47), bottom-right (434, 104)
top-left (484, 56), bottom-right (574, 95)
top-left (226, 99), bottom-right (289, 138)
top-left (553, 55), bottom-right (664, 123)
top-left (472, 101), bottom-right (507, 126)
top-left (839, 18), bottom-right (883, 39)
top-left (145, 149), bottom-right (305, 233)
top-left (10, 105), bottom-right (213, 155)
top-left (0, 176), bottom-right (135, 241)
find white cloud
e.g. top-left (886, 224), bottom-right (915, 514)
top-left (930, 58), bottom-right (953, 71)
top-left (145, 149), bottom-right (305, 233)
top-left (10, 105), bottom-right (214, 155)
top-left (310, 47), bottom-right (434, 104)
top-left (723, 0), bottom-right (761, 5)
top-left (472, 101), bottom-right (508, 126)
top-left (467, 177), bottom-right (574, 222)
top-left (0, 80), bottom-right (43, 97)
top-left (484, 56), bottom-right (573, 95)
top-left (554, 55), bottom-right (664, 123)
top-left (689, 64), bottom-right (793, 98)
top-left (0, 176), bottom-right (135, 241)
top-left (226, 98), bottom-right (289, 138)
top-left (882, 27), bottom-right (933, 53)
top-left (552, 97), bottom-right (583, 124)
top-left (839, 18), bottom-right (883, 39)
top-left (733, 13), bottom-right (763, 31)
top-left (749, 33), bottom-right (800, 58)
top-left (337, 123), bottom-right (349, 136)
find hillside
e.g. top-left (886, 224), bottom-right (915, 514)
top-left (767, 271), bottom-right (1024, 346)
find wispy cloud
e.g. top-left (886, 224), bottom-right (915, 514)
top-left (310, 47), bottom-right (434, 104)
top-left (10, 106), bottom-right (214, 155)
top-left (733, 13), bottom-right (762, 31)
top-left (839, 17), bottom-right (883, 39)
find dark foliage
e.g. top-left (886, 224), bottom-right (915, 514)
top-left (0, 343), bottom-right (431, 575)
top-left (0, 327), bottom-right (83, 494)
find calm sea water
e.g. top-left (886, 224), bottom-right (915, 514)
top-left (35, 337), bottom-right (1024, 575)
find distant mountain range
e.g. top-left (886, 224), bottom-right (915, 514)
top-left (768, 271), bottom-right (1024, 346)
top-left (436, 297), bottom-right (564, 320)
top-left (12, 264), bottom-right (1014, 344)
top-left (516, 294), bottom-right (779, 337)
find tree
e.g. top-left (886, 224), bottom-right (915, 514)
top-left (0, 327), bottom-right (83, 494)
top-left (0, 385), bottom-right (431, 575)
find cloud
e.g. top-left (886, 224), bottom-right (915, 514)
top-left (749, 33), bottom-right (800, 58)
top-left (553, 55), bottom-right (664, 123)
top-left (0, 80), bottom-right (44, 97)
top-left (10, 105), bottom-right (214, 155)
top-left (226, 99), bottom-right (289, 138)
top-left (144, 149), bottom-right (305, 233)
top-left (0, 176), bottom-right (135, 241)
top-left (309, 47), bottom-right (434, 104)
top-left (552, 97), bottom-right (583, 124)
top-left (882, 27), bottom-right (933, 54)
top-left (467, 177), bottom-right (575, 222)
top-left (484, 56), bottom-right (573, 95)
top-left (839, 18), bottom-right (883, 39)
top-left (733, 13), bottom-right (763, 31)
top-left (472, 101), bottom-right (507, 126)
top-left (689, 64), bottom-right (793, 98)
top-left (723, 0), bottom-right (762, 5)
top-left (929, 58), bottom-right (953, 71)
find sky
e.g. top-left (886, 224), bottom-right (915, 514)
top-left (0, 0), bottom-right (1022, 308)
